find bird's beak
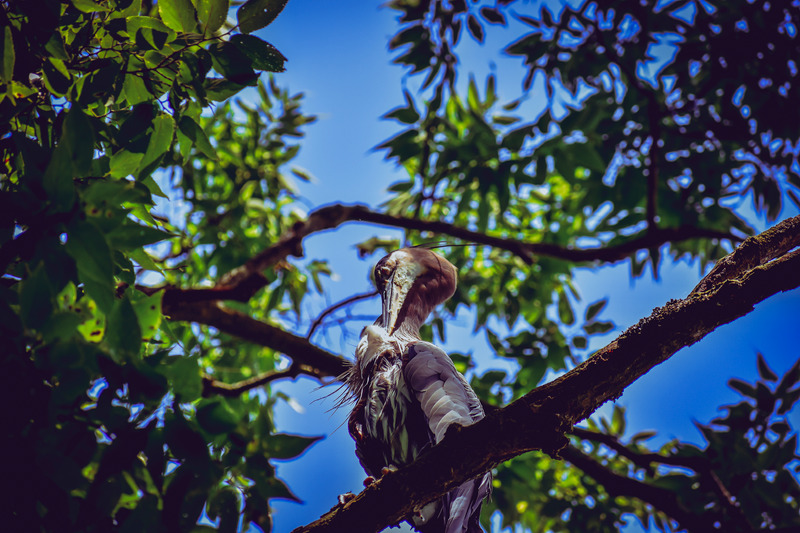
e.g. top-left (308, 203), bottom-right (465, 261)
top-left (381, 270), bottom-right (395, 332)
top-left (381, 264), bottom-right (418, 335)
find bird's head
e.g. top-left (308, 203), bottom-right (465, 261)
top-left (373, 248), bottom-right (457, 336)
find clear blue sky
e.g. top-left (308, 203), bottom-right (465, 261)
top-left (220, 2), bottom-right (800, 532)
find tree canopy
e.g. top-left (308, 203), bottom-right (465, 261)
top-left (2, 1), bottom-right (799, 532)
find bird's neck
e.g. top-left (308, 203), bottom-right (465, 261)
top-left (392, 313), bottom-right (425, 343)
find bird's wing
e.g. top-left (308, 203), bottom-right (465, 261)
top-left (403, 341), bottom-right (490, 533)
top-left (402, 341), bottom-right (484, 443)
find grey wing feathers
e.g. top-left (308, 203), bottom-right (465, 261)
top-left (403, 341), bottom-right (491, 533)
top-left (403, 341), bottom-right (484, 442)
top-left (443, 472), bottom-right (492, 533)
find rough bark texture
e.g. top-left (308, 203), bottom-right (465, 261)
top-left (292, 215), bottom-right (800, 533)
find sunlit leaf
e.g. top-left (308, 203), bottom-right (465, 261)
top-left (158, 0), bottom-right (197, 33)
top-left (237, 0), bottom-right (288, 34)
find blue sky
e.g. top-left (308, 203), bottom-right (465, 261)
top-left (216, 2), bottom-right (800, 532)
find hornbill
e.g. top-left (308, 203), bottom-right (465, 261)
top-left (343, 248), bottom-right (491, 533)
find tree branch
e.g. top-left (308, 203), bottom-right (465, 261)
top-left (306, 290), bottom-right (378, 339)
top-left (293, 215), bottom-right (800, 533)
top-left (559, 445), bottom-right (716, 532)
top-left (158, 203), bottom-right (741, 308)
top-left (202, 363), bottom-right (304, 398)
top-left (571, 428), bottom-right (753, 528)
top-left (164, 300), bottom-right (349, 380)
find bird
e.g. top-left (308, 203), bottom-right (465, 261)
top-left (342, 247), bottom-right (491, 533)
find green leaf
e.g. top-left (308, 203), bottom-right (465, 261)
top-left (262, 433), bottom-right (322, 460)
top-left (585, 299), bottom-right (607, 322)
top-left (71, 0), bottom-right (111, 12)
top-left (1, 26), bottom-right (14, 83)
top-left (197, 0), bottom-right (229, 35)
top-left (158, 0), bottom-right (197, 33)
top-left (126, 16), bottom-right (176, 47)
top-left (105, 296), bottom-right (142, 357)
top-left (19, 264), bottom-right (53, 330)
top-left (630, 430), bottom-right (657, 443)
top-left (75, 296), bottom-right (106, 342)
top-left (41, 57), bottom-right (72, 96)
top-left (137, 113), bottom-right (175, 175)
top-left (583, 320), bottom-right (614, 335)
top-left (231, 35), bottom-right (286, 72)
top-left (207, 487), bottom-right (240, 533)
top-left (237, 0), bottom-right (288, 34)
top-left (107, 222), bottom-right (174, 250)
top-left (62, 106), bottom-right (95, 175)
top-left (178, 116), bottom-right (217, 159)
top-left (131, 292), bottom-right (162, 340)
top-left (610, 404), bottom-right (626, 435)
top-left (122, 74), bottom-right (151, 106)
top-left (197, 399), bottom-right (240, 434)
top-left (756, 352), bottom-right (778, 382)
top-left (728, 378), bottom-right (757, 398)
top-left (42, 147), bottom-right (76, 213)
top-left (557, 289), bottom-right (574, 325)
top-left (141, 175), bottom-right (169, 198)
top-left (207, 41), bottom-right (257, 84)
top-left (164, 356), bottom-right (203, 402)
top-left (203, 77), bottom-right (245, 101)
top-left (64, 221), bottom-right (115, 313)
top-left (128, 248), bottom-right (163, 273)
top-left (41, 311), bottom-right (83, 342)
top-left (109, 150), bottom-right (145, 178)
top-left (45, 31), bottom-right (68, 60)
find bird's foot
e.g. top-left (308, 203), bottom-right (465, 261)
top-left (380, 465), bottom-right (398, 476)
top-left (362, 465), bottom-right (398, 487)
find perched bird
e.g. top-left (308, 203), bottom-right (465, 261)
top-left (343, 248), bottom-right (491, 533)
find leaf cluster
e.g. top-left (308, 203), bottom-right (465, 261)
top-left (0, 0), bottom-right (321, 531)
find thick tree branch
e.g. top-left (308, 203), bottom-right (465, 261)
top-left (293, 215), bottom-right (800, 533)
top-left (164, 300), bottom-right (349, 380)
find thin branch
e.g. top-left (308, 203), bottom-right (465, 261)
top-left (293, 215), bottom-right (800, 533)
top-left (571, 427), bottom-right (753, 529)
top-left (202, 364), bottom-right (303, 398)
top-left (306, 291), bottom-right (378, 339)
top-left (559, 445), bottom-right (717, 532)
top-left (157, 203), bottom-right (741, 307)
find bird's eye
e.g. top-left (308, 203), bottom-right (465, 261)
top-left (373, 258), bottom-right (392, 287)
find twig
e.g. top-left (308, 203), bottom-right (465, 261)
top-left (202, 363), bottom-right (302, 397)
top-left (306, 291), bottom-right (378, 339)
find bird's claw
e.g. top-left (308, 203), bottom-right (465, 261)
top-left (362, 465), bottom-right (398, 487)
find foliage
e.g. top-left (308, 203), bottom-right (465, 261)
top-left (484, 356), bottom-right (800, 532)
top-left (1, 0), bottom-right (319, 531)
top-left (2, 0), bottom-right (799, 532)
